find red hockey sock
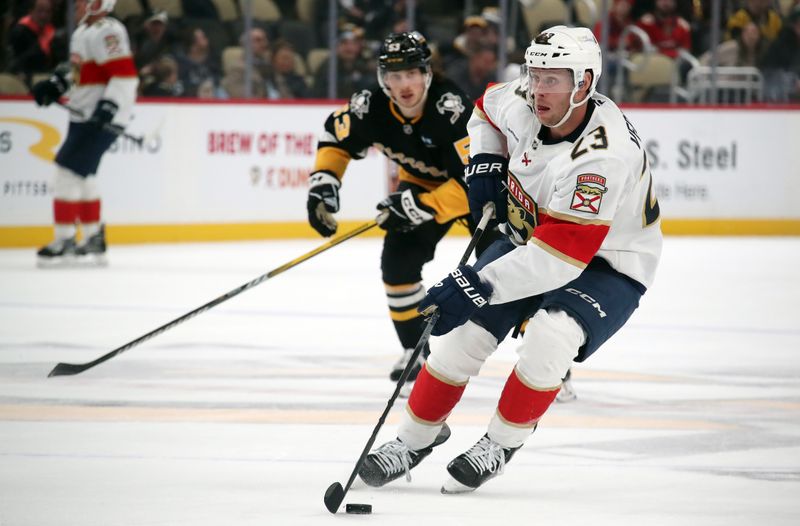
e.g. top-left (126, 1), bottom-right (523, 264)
top-left (79, 200), bottom-right (101, 224)
top-left (497, 369), bottom-right (560, 426)
top-left (53, 200), bottom-right (80, 225)
top-left (407, 364), bottom-right (467, 424)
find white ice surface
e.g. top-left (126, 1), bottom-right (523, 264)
top-left (1, 235), bottom-right (799, 525)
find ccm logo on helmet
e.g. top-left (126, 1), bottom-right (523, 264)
top-left (565, 288), bottom-right (607, 318)
top-left (448, 268), bottom-right (488, 307)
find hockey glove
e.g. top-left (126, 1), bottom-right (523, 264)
top-left (307, 172), bottom-right (341, 237)
top-left (31, 69), bottom-right (70, 107)
top-left (89, 99), bottom-right (120, 129)
top-left (376, 187), bottom-right (435, 232)
top-left (418, 265), bottom-right (492, 336)
top-left (466, 153), bottom-right (508, 224)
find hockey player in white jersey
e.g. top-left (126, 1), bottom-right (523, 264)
top-left (359, 26), bottom-right (662, 494)
top-left (32, 0), bottom-right (138, 265)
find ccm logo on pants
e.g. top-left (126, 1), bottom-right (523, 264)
top-left (565, 288), bottom-right (607, 318)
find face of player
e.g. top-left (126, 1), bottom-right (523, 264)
top-left (383, 68), bottom-right (428, 113)
top-left (528, 68), bottom-right (577, 127)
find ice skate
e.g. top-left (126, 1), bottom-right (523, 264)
top-left (36, 236), bottom-right (78, 267)
top-left (555, 369), bottom-right (577, 403)
top-left (359, 423), bottom-right (450, 487)
top-left (441, 434), bottom-right (521, 494)
top-left (75, 225), bottom-right (108, 266)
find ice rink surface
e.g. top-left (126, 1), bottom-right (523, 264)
top-left (1, 234), bottom-right (799, 526)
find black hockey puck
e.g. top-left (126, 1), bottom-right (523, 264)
top-left (345, 503), bottom-right (372, 514)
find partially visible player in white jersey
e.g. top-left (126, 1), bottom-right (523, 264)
top-left (32, 0), bottom-right (138, 266)
top-left (357, 26), bottom-right (663, 494)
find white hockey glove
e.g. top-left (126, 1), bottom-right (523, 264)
top-left (376, 187), bottom-right (435, 232)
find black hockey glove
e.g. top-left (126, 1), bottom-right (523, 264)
top-left (306, 171), bottom-right (341, 237)
top-left (418, 265), bottom-right (492, 336)
top-left (466, 153), bottom-right (508, 224)
top-left (31, 69), bottom-right (70, 107)
top-left (89, 99), bottom-right (119, 129)
top-left (376, 187), bottom-right (435, 232)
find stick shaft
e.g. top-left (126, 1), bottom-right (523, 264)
top-left (56, 102), bottom-right (145, 145)
top-left (328, 204), bottom-right (495, 512)
top-left (48, 221), bottom-right (378, 377)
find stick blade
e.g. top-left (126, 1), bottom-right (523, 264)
top-left (323, 482), bottom-right (345, 514)
top-left (48, 362), bottom-right (89, 377)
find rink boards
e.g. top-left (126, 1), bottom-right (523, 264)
top-left (1, 98), bottom-right (799, 246)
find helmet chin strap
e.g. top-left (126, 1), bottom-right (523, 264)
top-left (550, 71), bottom-right (593, 129)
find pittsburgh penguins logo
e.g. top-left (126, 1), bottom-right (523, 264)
top-left (436, 92), bottom-right (465, 125)
top-left (349, 90), bottom-right (371, 120)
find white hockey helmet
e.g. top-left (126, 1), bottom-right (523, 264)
top-left (87, 0), bottom-right (117, 16)
top-left (523, 25), bottom-right (602, 127)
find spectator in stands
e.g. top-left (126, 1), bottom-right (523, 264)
top-left (141, 55), bottom-right (183, 97)
top-left (341, 0), bottom-right (425, 41)
top-left (760, 4), bottom-right (800, 102)
top-left (265, 40), bottom-right (309, 99)
top-left (727, 0), bottom-right (783, 42)
top-left (242, 27), bottom-right (272, 80)
top-left (134, 11), bottom-right (175, 71)
top-left (445, 44), bottom-right (497, 102)
top-left (7, 0), bottom-right (56, 84)
top-left (441, 15), bottom-right (488, 72)
top-left (176, 26), bottom-right (221, 97)
top-left (594, 0), bottom-right (636, 53)
top-left (700, 21), bottom-right (766, 68)
top-left (221, 64), bottom-right (266, 98)
top-left (311, 25), bottom-right (374, 98)
top-left (637, 0), bottom-right (692, 58)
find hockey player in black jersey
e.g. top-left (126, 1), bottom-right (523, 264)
top-left (306, 31), bottom-right (495, 390)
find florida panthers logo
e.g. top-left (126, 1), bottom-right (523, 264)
top-left (506, 172), bottom-right (538, 243)
top-left (570, 174), bottom-right (608, 214)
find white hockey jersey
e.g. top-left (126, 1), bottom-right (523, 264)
top-left (470, 80), bottom-right (662, 304)
top-left (67, 16), bottom-right (138, 126)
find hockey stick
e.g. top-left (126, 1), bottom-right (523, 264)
top-left (47, 220), bottom-right (379, 377)
top-left (324, 203), bottom-right (495, 514)
top-left (56, 102), bottom-right (147, 145)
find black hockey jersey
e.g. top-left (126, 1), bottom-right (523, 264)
top-left (312, 78), bottom-right (473, 223)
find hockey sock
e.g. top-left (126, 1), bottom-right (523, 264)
top-left (407, 364), bottom-right (467, 424)
top-left (497, 368), bottom-right (560, 427)
top-left (386, 282), bottom-right (428, 352)
top-left (79, 200), bottom-right (101, 237)
top-left (53, 199), bottom-right (79, 240)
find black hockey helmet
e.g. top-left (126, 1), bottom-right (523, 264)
top-left (377, 31), bottom-right (432, 74)
top-left (377, 31), bottom-right (433, 102)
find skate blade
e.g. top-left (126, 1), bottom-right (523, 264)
top-left (36, 254), bottom-right (108, 269)
top-left (441, 477), bottom-right (475, 495)
top-left (555, 389), bottom-right (577, 403)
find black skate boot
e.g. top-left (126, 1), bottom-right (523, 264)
top-left (441, 433), bottom-right (522, 494)
top-left (36, 236), bottom-right (78, 267)
top-left (359, 423), bottom-right (451, 487)
top-left (76, 225), bottom-right (107, 265)
top-left (390, 345), bottom-right (429, 382)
